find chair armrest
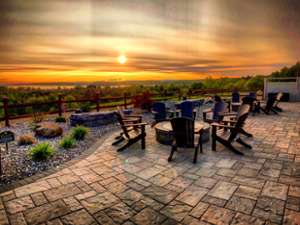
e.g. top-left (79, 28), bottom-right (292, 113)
top-left (124, 115), bottom-right (142, 118)
top-left (219, 112), bottom-right (237, 117)
top-left (203, 109), bottom-right (212, 113)
top-left (211, 123), bottom-right (235, 129)
top-left (122, 119), bottom-right (141, 123)
top-left (123, 123), bottom-right (148, 128)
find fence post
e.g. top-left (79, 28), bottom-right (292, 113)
top-left (264, 78), bottom-right (267, 100)
top-left (2, 96), bottom-right (9, 127)
top-left (95, 92), bottom-right (100, 112)
top-left (58, 94), bottom-right (63, 117)
top-left (124, 93), bottom-right (127, 109)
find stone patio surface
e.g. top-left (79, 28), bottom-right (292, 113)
top-left (0, 102), bottom-right (300, 225)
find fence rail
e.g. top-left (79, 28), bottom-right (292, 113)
top-left (0, 92), bottom-right (131, 127)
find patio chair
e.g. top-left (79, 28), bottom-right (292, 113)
top-left (117, 107), bottom-right (142, 123)
top-left (152, 102), bottom-right (167, 123)
top-left (112, 112), bottom-right (147, 152)
top-left (220, 104), bottom-right (253, 137)
top-left (168, 117), bottom-right (203, 163)
top-left (114, 107), bottom-right (143, 140)
top-left (180, 101), bottom-right (195, 119)
top-left (203, 98), bottom-right (227, 123)
top-left (232, 90), bottom-right (240, 103)
top-left (211, 104), bottom-right (252, 155)
top-left (259, 96), bottom-right (278, 115)
top-left (273, 92), bottom-right (283, 112)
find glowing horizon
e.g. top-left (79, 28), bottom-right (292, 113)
top-left (0, 0), bottom-right (299, 84)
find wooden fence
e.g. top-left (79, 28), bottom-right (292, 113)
top-left (0, 93), bottom-right (131, 127)
top-left (0, 88), bottom-right (257, 127)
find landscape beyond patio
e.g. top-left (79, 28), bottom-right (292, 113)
top-left (0, 102), bottom-right (300, 224)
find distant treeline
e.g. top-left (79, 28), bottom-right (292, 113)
top-left (270, 61), bottom-right (300, 77)
top-left (1, 61), bottom-right (299, 118)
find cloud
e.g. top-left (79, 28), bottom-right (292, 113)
top-left (0, 0), bottom-right (299, 83)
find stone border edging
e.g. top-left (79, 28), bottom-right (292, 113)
top-left (0, 131), bottom-right (113, 193)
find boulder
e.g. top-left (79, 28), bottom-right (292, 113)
top-left (70, 111), bottom-right (117, 127)
top-left (35, 122), bottom-right (63, 138)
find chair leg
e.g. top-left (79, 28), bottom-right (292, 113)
top-left (112, 136), bottom-right (124, 145)
top-left (197, 130), bottom-right (203, 153)
top-left (168, 145), bottom-right (176, 162)
top-left (141, 126), bottom-right (146, 149)
top-left (216, 136), bottom-right (244, 155)
top-left (271, 107), bottom-right (279, 114)
top-left (236, 138), bottom-right (252, 149)
top-left (193, 147), bottom-right (198, 164)
top-left (211, 126), bottom-right (217, 151)
top-left (117, 141), bottom-right (133, 152)
top-left (240, 128), bottom-right (253, 138)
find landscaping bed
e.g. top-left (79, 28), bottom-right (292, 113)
top-left (0, 117), bottom-right (118, 188)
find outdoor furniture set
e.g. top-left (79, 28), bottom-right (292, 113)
top-left (113, 92), bottom-right (283, 163)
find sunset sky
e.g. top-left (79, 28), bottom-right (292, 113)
top-left (0, 0), bottom-right (300, 84)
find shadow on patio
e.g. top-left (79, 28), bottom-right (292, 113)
top-left (1, 102), bottom-right (300, 224)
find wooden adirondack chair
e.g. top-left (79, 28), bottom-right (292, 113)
top-left (114, 107), bottom-right (142, 140)
top-left (272, 92), bottom-right (283, 112)
top-left (211, 104), bottom-right (252, 155)
top-left (220, 104), bottom-right (253, 137)
top-left (168, 117), bottom-right (203, 163)
top-left (117, 106), bottom-right (142, 123)
top-left (259, 96), bottom-right (278, 115)
top-left (113, 112), bottom-right (147, 152)
top-left (203, 101), bottom-right (228, 123)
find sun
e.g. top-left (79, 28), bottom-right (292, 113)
top-left (118, 54), bottom-right (127, 64)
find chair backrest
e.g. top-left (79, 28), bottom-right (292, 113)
top-left (114, 112), bottom-right (130, 139)
top-left (171, 117), bottom-right (194, 148)
top-left (232, 91), bottom-right (240, 103)
top-left (249, 92), bottom-right (256, 99)
top-left (152, 102), bottom-right (166, 121)
top-left (180, 101), bottom-right (194, 119)
top-left (265, 96), bottom-right (277, 112)
top-left (228, 104), bottom-right (250, 141)
top-left (213, 101), bottom-right (226, 121)
top-left (274, 92), bottom-right (283, 107)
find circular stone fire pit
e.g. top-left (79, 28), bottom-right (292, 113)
top-left (154, 120), bottom-right (210, 145)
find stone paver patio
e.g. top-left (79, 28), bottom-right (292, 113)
top-left (1, 102), bottom-right (300, 225)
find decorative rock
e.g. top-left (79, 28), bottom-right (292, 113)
top-left (70, 111), bottom-right (117, 127)
top-left (17, 134), bottom-right (36, 145)
top-left (35, 122), bottom-right (63, 138)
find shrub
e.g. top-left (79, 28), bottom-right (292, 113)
top-left (55, 116), bottom-right (66, 123)
top-left (18, 134), bottom-right (36, 146)
top-left (28, 142), bottom-right (55, 161)
top-left (80, 103), bottom-right (91, 112)
top-left (60, 136), bottom-right (75, 149)
top-left (32, 112), bottom-right (44, 123)
top-left (71, 126), bottom-right (89, 140)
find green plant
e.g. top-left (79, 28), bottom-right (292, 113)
top-left (71, 126), bottom-right (89, 140)
top-left (60, 136), bottom-right (75, 149)
top-left (80, 103), bottom-right (91, 112)
top-left (55, 116), bottom-right (66, 123)
top-left (18, 134), bottom-right (36, 146)
top-left (28, 142), bottom-right (55, 161)
top-left (32, 112), bottom-right (44, 123)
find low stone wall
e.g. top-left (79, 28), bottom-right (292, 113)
top-left (70, 111), bottom-right (117, 127)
